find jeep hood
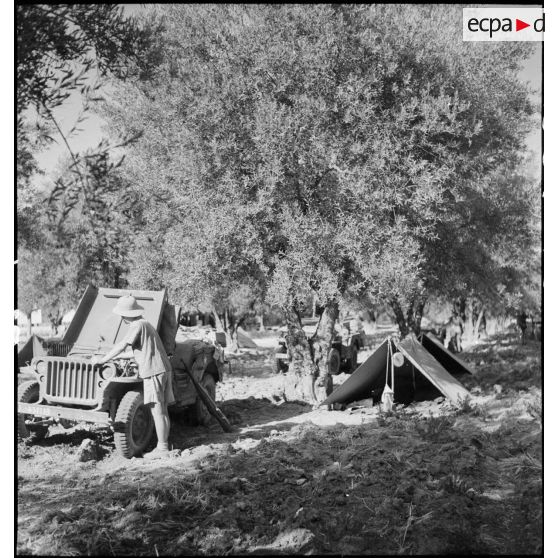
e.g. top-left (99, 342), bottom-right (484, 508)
top-left (63, 285), bottom-right (168, 353)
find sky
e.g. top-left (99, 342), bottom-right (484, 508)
top-left (31, 9), bottom-right (543, 180)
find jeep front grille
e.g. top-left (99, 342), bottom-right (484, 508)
top-left (44, 359), bottom-right (99, 405)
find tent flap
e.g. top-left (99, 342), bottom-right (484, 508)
top-left (421, 332), bottom-right (474, 375)
top-left (320, 339), bottom-right (390, 406)
top-left (397, 334), bottom-right (470, 405)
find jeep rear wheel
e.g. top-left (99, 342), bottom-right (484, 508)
top-left (18, 381), bottom-right (49, 441)
top-left (193, 373), bottom-right (216, 426)
top-left (113, 390), bottom-right (154, 458)
top-left (327, 348), bottom-right (341, 376)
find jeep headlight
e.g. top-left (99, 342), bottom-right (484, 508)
top-left (99, 362), bottom-right (117, 380)
top-left (35, 360), bottom-right (47, 375)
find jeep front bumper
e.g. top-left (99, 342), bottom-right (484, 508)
top-left (18, 402), bottom-right (110, 424)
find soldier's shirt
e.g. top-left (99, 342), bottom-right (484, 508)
top-left (123, 318), bottom-right (172, 379)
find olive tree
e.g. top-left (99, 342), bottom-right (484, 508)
top-left (105, 4), bottom-right (538, 402)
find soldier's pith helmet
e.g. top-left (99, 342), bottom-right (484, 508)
top-left (112, 295), bottom-right (144, 318)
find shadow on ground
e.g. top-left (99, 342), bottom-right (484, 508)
top-left (18, 405), bottom-right (541, 556)
top-left (17, 332), bottom-right (541, 556)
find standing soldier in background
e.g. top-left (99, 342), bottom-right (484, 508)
top-left (517, 311), bottom-right (528, 345)
top-left (92, 295), bottom-right (175, 459)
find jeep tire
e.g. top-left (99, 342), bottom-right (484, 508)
top-left (114, 390), bottom-right (155, 458)
top-left (348, 344), bottom-right (359, 373)
top-left (18, 381), bottom-right (49, 441)
top-left (327, 348), bottom-right (341, 376)
top-left (276, 359), bottom-right (289, 374)
top-left (192, 373), bottom-right (216, 426)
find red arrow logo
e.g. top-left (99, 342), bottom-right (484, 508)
top-left (516, 19), bottom-right (530, 31)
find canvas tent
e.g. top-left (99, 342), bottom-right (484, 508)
top-left (237, 328), bottom-right (259, 349)
top-left (320, 333), bottom-right (473, 407)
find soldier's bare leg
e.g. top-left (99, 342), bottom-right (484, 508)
top-left (151, 402), bottom-right (170, 448)
top-left (144, 402), bottom-right (170, 459)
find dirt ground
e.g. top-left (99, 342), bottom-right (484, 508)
top-left (17, 331), bottom-right (541, 555)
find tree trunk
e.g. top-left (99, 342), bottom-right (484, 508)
top-left (26, 312), bottom-right (32, 339)
top-left (230, 324), bottom-right (240, 352)
top-left (225, 308), bottom-right (241, 352)
top-left (462, 298), bottom-right (475, 344)
top-left (454, 297), bottom-right (467, 322)
top-left (212, 306), bottom-right (239, 352)
top-left (212, 307), bottom-right (225, 331)
top-left (406, 299), bottom-right (425, 337)
top-left (313, 301), bottom-right (338, 402)
top-left (391, 298), bottom-right (425, 338)
top-left (282, 307), bottom-right (319, 404)
top-left (369, 309), bottom-right (377, 333)
top-left (391, 299), bottom-right (409, 338)
top-left (473, 306), bottom-right (485, 340)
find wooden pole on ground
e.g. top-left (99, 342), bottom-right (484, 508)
top-left (182, 365), bottom-right (233, 433)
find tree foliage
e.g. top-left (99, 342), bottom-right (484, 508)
top-left (17, 3), bottom-right (154, 240)
top-left (17, 4), bottom-right (157, 316)
top-left (109, 5), bottom-right (533, 334)
top-left (101, 4), bottom-right (539, 399)
top-left (17, 4), bottom-right (153, 117)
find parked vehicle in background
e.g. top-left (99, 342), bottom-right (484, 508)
top-left (275, 317), bottom-right (365, 375)
top-left (17, 286), bottom-right (227, 458)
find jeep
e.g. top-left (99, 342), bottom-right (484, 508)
top-left (17, 286), bottom-right (226, 458)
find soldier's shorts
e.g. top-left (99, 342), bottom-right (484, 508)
top-left (144, 371), bottom-right (175, 406)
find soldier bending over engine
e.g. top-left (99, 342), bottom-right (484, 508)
top-left (92, 295), bottom-right (175, 459)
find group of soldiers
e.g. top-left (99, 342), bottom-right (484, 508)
top-left (438, 310), bottom-right (541, 353)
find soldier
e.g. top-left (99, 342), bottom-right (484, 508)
top-left (92, 295), bottom-right (175, 459)
top-left (442, 313), bottom-right (463, 353)
top-left (517, 311), bottom-right (528, 345)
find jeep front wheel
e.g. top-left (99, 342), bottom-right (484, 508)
top-left (113, 390), bottom-right (155, 458)
top-left (18, 381), bottom-right (49, 441)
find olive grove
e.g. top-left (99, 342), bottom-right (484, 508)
top-left (16, 5), bottom-right (540, 404)
top-left (96, 4), bottom-right (539, 403)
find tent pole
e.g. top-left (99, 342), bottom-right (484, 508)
top-left (384, 339), bottom-right (390, 389)
top-left (391, 341), bottom-right (395, 395)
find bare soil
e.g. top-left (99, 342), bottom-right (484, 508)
top-left (17, 332), bottom-right (541, 555)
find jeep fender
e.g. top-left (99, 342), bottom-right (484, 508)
top-left (100, 378), bottom-right (143, 417)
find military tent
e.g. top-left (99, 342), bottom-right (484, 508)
top-left (237, 328), bottom-right (259, 349)
top-left (320, 333), bottom-right (473, 407)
